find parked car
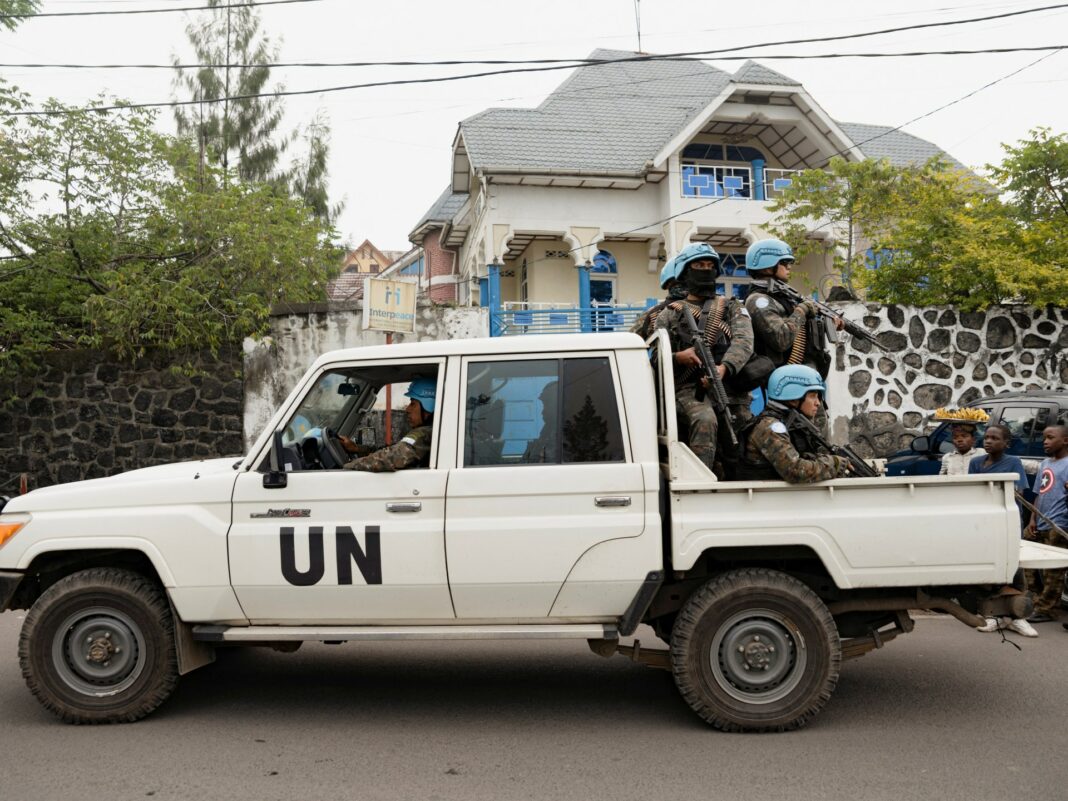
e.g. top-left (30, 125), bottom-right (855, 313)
top-left (886, 390), bottom-right (1068, 478)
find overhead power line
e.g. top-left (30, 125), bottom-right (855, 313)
top-left (4, 2), bottom-right (1068, 67)
top-left (0, 0), bottom-right (320, 19)
top-left (4, 44), bottom-right (1064, 119)
top-left (2, 45), bottom-right (1064, 70)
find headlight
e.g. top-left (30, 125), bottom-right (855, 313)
top-left (0, 514), bottom-right (31, 549)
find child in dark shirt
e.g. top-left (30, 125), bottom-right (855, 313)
top-left (969, 424), bottom-right (1038, 637)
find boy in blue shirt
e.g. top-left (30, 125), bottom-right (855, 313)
top-left (1024, 425), bottom-right (1068, 624)
top-left (969, 425), bottom-right (1037, 636)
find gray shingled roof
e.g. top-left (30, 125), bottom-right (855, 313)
top-left (457, 50), bottom-right (959, 177)
top-left (460, 49), bottom-right (732, 173)
top-left (412, 186), bottom-right (469, 234)
top-left (836, 122), bottom-right (965, 169)
top-left (732, 60), bottom-right (800, 86)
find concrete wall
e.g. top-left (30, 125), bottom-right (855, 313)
top-left (1, 350), bottom-right (244, 492)
top-left (826, 303), bottom-right (1068, 456)
top-left (242, 302), bottom-right (487, 447)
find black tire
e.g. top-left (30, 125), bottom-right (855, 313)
top-left (670, 568), bottom-right (840, 732)
top-left (18, 568), bottom-right (179, 724)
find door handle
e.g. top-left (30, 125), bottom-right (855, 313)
top-left (595, 496), bottom-right (631, 508)
top-left (386, 502), bottom-right (422, 513)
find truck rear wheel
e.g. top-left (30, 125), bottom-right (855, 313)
top-left (670, 568), bottom-right (840, 732)
top-left (19, 568), bottom-right (179, 724)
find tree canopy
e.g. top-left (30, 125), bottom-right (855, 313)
top-left (0, 80), bottom-right (341, 380)
top-left (172, 0), bottom-right (342, 223)
top-left (0, 0), bottom-right (39, 31)
top-left (770, 131), bottom-right (1068, 310)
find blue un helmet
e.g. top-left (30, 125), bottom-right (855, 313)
top-left (405, 377), bottom-right (437, 414)
top-left (745, 238), bottom-right (794, 274)
top-left (671, 242), bottom-right (721, 278)
top-left (767, 364), bottom-right (826, 402)
top-left (658, 256), bottom-right (679, 290)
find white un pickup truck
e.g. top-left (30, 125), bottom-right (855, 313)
top-left (3, 332), bottom-right (1068, 731)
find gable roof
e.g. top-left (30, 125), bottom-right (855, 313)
top-left (456, 50), bottom-right (960, 176)
top-left (460, 49), bottom-right (733, 173)
top-left (732, 60), bottom-right (801, 86)
top-left (836, 122), bottom-right (966, 169)
top-left (410, 187), bottom-right (469, 240)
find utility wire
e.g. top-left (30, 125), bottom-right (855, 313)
top-left (3, 45), bottom-right (1065, 70)
top-left (0, 0), bottom-right (321, 19)
top-left (4, 44), bottom-right (1066, 118)
top-left (3, 2), bottom-right (1066, 66)
top-left (1, 3), bottom-right (1064, 116)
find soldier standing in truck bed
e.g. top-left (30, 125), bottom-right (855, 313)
top-left (655, 243), bottom-right (753, 474)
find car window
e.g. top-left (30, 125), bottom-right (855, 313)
top-left (998, 406), bottom-right (1049, 457)
top-left (463, 357), bottom-right (625, 466)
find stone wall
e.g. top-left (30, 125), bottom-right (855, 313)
top-left (826, 303), bottom-right (1068, 456)
top-left (1, 350), bottom-right (244, 492)
top-left (243, 301), bottom-right (487, 448)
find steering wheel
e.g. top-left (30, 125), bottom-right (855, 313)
top-left (320, 427), bottom-right (349, 469)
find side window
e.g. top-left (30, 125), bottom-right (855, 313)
top-left (998, 406), bottom-right (1045, 456)
top-left (270, 363), bottom-right (438, 472)
top-left (463, 357), bottom-right (625, 466)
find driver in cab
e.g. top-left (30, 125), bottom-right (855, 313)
top-left (341, 378), bottom-right (435, 472)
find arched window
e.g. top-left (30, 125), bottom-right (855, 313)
top-left (591, 249), bottom-right (617, 273)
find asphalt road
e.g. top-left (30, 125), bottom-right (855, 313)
top-left (2, 611), bottom-right (1067, 801)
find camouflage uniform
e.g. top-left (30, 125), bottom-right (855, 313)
top-left (745, 284), bottom-right (830, 432)
top-left (1023, 527), bottom-right (1066, 616)
top-left (344, 426), bottom-right (432, 472)
top-left (739, 404), bottom-right (849, 483)
top-left (630, 287), bottom-right (687, 340)
top-left (630, 299), bottom-right (669, 341)
top-left (656, 297), bottom-right (754, 471)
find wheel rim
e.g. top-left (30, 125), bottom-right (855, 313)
top-left (709, 608), bottom-right (807, 705)
top-left (51, 606), bottom-right (146, 698)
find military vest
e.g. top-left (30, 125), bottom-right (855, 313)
top-left (736, 403), bottom-right (823, 480)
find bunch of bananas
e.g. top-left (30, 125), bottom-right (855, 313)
top-left (933, 407), bottom-right (990, 422)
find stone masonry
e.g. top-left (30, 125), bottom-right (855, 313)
top-left (826, 303), bottom-right (1068, 457)
top-left (1, 349), bottom-right (243, 492)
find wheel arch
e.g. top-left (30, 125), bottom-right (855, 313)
top-left (9, 547), bottom-right (170, 611)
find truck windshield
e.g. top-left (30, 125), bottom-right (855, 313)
top-left (283, 370), bottom-right (367, 446)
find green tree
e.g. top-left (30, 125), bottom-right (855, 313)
top-left (0, 1), bottom-right (40, 32)
top-left (771, 151), bottom-right (1066, 309)
top-left (172, 0), bottom-right (341, 222)
top-left (770, 157), bottom-right (905, 292)
top-left (173, 0), bottom-right (287, 185)
top-left (0, 80), bottom-right (340, 379)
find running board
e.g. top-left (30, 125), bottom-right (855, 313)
top-left (192, 623), bottom-right (618, 643)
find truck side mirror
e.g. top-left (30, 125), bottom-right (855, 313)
top-left (263, 431), bottom-right (288, 489)
top-left (910, 435), bottom-right (930, 453)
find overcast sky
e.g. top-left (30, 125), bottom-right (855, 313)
top-left (4, 0), bottom-right (1068, 252)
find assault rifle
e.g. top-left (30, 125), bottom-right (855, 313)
top-left (760, 279), bottom-right (890, 353)
top-left (677, 306), bottom-right (739, 451)
top-left (785, 408), bottom-right (881, 478)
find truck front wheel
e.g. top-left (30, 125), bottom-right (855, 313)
top-left (19, 568), bottom-right (179, 724)
top-left (670, 568), bottom-right (840, 732)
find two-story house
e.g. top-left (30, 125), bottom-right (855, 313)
top-left (404, 50), bottom-right (963, 334)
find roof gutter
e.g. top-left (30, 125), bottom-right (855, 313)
top-left (481, 165), bottom-right (647, 180)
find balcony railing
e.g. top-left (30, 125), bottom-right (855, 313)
top-left (490, 305), bottom-right (649, 336)
top-left (763, 168), bottom-right (799, 199)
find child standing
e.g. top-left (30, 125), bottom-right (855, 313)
top-left (968, 424), bottom-right (1037, 637)
top-left (1024, 425), bottom-right (1068, 625)
top-left (940, 423), bottom-right (985, 476)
